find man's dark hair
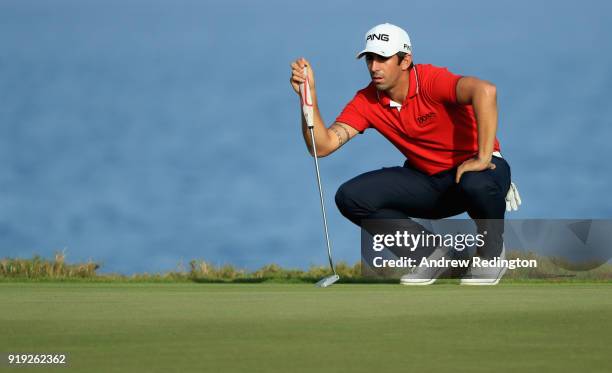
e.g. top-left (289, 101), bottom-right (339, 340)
top-left (396, 52), bottom-right (414, 70)
top-left (396, 52), bottom-right (407, 64)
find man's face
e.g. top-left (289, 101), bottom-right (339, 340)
top-left (365, 53), bottom-right (411, 91)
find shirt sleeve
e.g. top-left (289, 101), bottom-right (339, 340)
top-left (335, 93), bottom-right (370, 132)
top-left (426, 67), bottom-right (462, 104)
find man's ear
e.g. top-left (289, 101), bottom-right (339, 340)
top-left (401, 55), bottom-right (413, 71)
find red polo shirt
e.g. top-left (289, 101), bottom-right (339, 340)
top-left (335, 64), bottom-right (501, 175)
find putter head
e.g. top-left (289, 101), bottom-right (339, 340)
top-left (315, 274), bottom-right (340, 288)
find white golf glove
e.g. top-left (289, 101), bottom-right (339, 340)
top-left (505, 182), bottom-right (522, 212)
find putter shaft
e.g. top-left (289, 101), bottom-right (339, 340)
top-left (308, 126), bottom-right (336, 275)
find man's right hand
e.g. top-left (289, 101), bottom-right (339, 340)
top-left (290, 58), bottom-right (316, 98)
top-left (290, 57), bottom-right (358, 157)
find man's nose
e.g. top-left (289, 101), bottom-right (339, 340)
top-left (369, 60), bottom-right (380, 72)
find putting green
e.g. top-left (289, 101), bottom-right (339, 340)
top-left (1, 283), bottom-right (611, 372)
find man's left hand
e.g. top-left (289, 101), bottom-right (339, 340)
top-left (455, 157), bottom-right (496, 183)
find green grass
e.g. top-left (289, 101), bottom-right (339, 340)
top-left (1, 283), bottom-right (611, 372)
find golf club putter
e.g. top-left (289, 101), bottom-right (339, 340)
top-left (299, 66), bottom-right (340, 288)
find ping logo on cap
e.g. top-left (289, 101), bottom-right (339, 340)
top-left (366, 33), bottom-right (389, 42)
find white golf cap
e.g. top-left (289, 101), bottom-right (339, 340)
top-left (356, 23), bottom-right (412, 59)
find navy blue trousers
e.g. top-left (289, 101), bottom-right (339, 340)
top-left (335, 156), bottom-right (511, 258)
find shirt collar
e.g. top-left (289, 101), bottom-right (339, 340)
top-left (389, 100), bottom-right (402, 109)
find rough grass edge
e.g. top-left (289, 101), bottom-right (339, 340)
top-left (1, 251), bottom-right (612, 284)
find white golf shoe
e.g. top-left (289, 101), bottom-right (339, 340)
top-left (400, 246), bottom-right (451, 286)
top-left (460, 246), bottom-right (507, 286)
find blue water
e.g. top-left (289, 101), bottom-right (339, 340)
top-left (1, 0), bottom-right (611, 274)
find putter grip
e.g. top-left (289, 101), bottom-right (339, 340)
top-left (300, 67), bottom-right (314, 128)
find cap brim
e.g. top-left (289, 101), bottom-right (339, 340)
top-left (356, 48), bottom-right (396, 59)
